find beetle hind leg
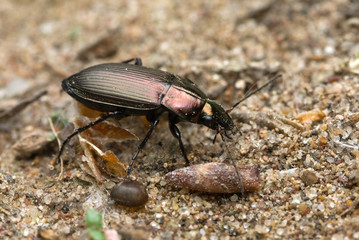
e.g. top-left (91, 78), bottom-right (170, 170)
top-left (55, 110), bottom-right (124, 179)
top-left (126, 119), bottom-right (160, 178)
top-left (57, 110), bottom-right (124, 162)
top-left (121, 58), bottom-right (142, 66)
top-left (169, 119), bottom-right (190, 166)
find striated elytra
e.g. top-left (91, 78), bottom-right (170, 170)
top-left (110, 180), bottom-right (148, 207)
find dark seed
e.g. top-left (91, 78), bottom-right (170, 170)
top-left (61, 203), bottom-right (70, 214)
top-left (310, 130), bottom-right (318, 136)
top-left (110, 180), bottom-right (148, 207)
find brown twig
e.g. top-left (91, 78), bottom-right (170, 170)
top-left (0, 90), bottom-right (47, 123)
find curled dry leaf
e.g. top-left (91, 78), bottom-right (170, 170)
top-left (79, 138), bottom-right (104, 183)
top-left (81, 137), bottom-right (126, 178)
top-left (165, 162), bottom-right (261, 193)
top-left (99, 151), bottom-right (127, 178)
top-left (79, 136), bottom-right (126, 183)
top-left (56, 103), bottom-right (137, 182)
top-left (295, 109), bottom-right (325, 124)
top-left (12, 131), bottom-right (52, 158)
top-left (76, 119), bottom-right (133, 181)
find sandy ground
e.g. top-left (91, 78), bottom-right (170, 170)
top-left (1, 0), bottom-right (359, 239)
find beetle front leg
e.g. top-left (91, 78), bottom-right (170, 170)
top-left (168, 119), bottom-right (190, 166)
top-left (121, 58), bottom-right (142, 66)
top-left (126, 119), bottom-right (159, 178)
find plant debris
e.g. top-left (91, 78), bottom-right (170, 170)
top-left (165, 163), bottom-right (261, 193)
top-left (12, 130), bottom-right (53, 158)
top-left (0, 90), bottom-right (47, 123)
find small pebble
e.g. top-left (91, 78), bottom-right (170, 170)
top-left (301, 170), bottom-right (318, 186)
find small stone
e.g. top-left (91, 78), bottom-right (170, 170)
top-left (277, 228), bottom-right (285, 235)
top-left (39, 229), bottom-right (58, 240)
top-left (317, 203), bottom-right (325, 212)
top-left (44, 195), bottom-right (52, 205)
top-left (308, 188), bottom-right (318, 199)
top-left (291, 193), bottom-right (301, 205)
top-left (255, 224), bottom-right (267, 234)
top-left (230, 194), bottom-right (238, 202)
top-left (301, 170), bottom-right (318, 186)
top-left (298, 203), bottom-right (308, 213)
top-left (172, 202), bottom-right (179, 211)
top-left (318, 134), bottom-right (328, 145)
top-left (151, 221), bottom-right (159, 229)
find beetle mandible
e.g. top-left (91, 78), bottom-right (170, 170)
top-left (59, 58), bottom-right (278, 178)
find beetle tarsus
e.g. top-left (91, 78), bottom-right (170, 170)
top-left (125, 119), bottom-right (160, 178)
top-left (169, 120), bottom-right (190, 166)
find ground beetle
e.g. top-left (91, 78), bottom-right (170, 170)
top-left (59, 58), bottom-right (279, 178)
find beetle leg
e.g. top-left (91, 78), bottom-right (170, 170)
top-left (220, 132), bottom-right (244, 195)
top-left (235, 125), bottom-right (242, 136)
top-left (57, 110), bottom-right (124, 163)
top-left (126, 119), bottom-right (160, 178)
top-left (212, 131), bottom-right (219, 144)
top-left (168, 119), bottom-right (190, 166)
top-left (121, 58), bottom-right (142, 66)
top-left (224, 130), bottom-right (232, 139)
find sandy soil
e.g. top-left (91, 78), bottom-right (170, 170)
top-left (1, 0), bottom-right (359, 239)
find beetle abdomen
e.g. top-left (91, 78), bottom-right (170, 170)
top-left (62, 63), bottom-right (175, 111)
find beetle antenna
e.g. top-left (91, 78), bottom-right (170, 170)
top-left (220, 133), bottom-right (244, 195)
top-left (227, 74), bottom-right (282, 114)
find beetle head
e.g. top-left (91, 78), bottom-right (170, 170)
top-left (199, 100), bottom-right (234, 131)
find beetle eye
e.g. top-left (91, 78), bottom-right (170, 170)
top-left (202, 115), bottom-right (212, 122)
